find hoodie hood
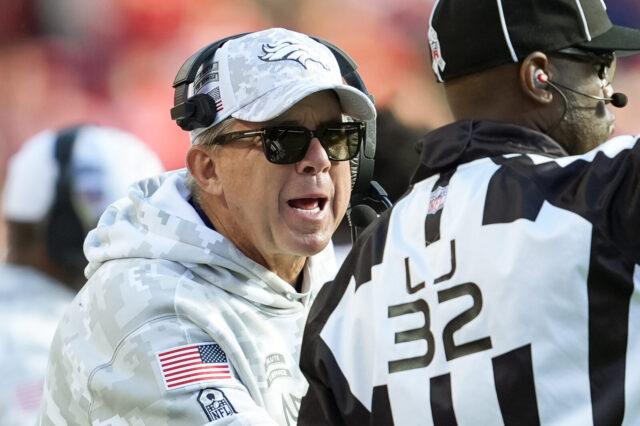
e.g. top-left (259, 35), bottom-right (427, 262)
top-left (84, 169), bottom-right (337, 311)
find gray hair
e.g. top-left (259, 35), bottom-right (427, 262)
top-left (186, 118), bottom-right (238, 204)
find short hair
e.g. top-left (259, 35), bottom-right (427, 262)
top-left (186, 118), bottom-right (238, 204)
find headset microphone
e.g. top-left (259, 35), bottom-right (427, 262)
top-left (534, 70), bottom-right (628, 108)
top-left (349, 204), bottom-right (378, 228)
top-left (609, 92), bottom-right (628, 108)
top-left (348, 204), bottom-right (379, 242)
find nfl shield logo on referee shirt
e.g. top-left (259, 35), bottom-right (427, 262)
top-left (156, 343), bottom-right (232, 390)
top-left (428, 185), bottom-right (448, 214)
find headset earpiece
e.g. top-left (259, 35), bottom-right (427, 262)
top-left (171, 34), bottom-right (248, 132)
top-left (534, 69), bottom-right (549, 88)
top-left (173, 94), bottom-right (218, 131)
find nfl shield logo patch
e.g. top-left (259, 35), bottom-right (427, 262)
top-left (428, 185), bottom-right (448, 214)
top-left (198, 388), bottom-right (237, 421)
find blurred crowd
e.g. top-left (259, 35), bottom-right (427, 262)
top-left (1, 0), bottom-right (640, 260)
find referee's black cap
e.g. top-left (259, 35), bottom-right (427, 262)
top-left (427, 0), bottom-right (640, 82)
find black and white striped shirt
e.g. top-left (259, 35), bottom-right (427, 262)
top-left (299, 120), bottom-right (640, 426)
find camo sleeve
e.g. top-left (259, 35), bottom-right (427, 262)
top-left (39, 314), bottom-right (278, 425)
top-left (37, 259), bottom-right (279, 426)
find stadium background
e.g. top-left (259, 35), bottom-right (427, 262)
top-left (1, 0), bottom-right (639, 259)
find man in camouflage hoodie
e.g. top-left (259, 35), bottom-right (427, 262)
top-left (37, 28), bottom-right (376, 425)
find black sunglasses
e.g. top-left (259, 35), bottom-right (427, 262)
top-left (554, 47), bottom-right (616, 82)
top-left (212, 121), bottom-right (365, 164)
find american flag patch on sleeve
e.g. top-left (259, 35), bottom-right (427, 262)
top-left (156, 343), bottom-right (232, 390)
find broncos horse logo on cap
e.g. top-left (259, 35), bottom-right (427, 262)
top-left (259, 41), bottom-right (330, 70)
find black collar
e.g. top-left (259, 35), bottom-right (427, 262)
top-left (411, 120), bottom-right (568, 184)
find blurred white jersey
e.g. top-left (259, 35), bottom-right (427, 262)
top-left (0, 264), bottom-right (74, 426)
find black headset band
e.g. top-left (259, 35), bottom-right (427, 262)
top-left (46, 125), bottom-right (88, 278)
top-left (172, 33), bottom-right (249, 114)
top-left (53, 126), bottom-right (78, 187)
top-left (172, 34), bottom-right (248, 89)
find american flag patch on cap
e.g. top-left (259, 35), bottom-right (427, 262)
top-left (156, 343), bottom-right (232, 390)
top-left (211, 86), bottom-right (224, 112)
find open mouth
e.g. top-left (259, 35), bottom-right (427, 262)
top-left (287, 197), bottom-right (328, 215)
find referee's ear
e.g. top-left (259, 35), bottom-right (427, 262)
top-left (520, 51), bottom-right (553, 105)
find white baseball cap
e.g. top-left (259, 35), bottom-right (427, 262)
top-left (2, 125), bottom-right (164, 226)
top-left (189, 27), bottom-right (376, 142)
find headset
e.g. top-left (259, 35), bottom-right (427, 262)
top-left (533, 68), bottom-right (628, 134)
top-left (170, 32), bottom-right (392, 239)
top-left (534, 69), bottom-right (628, 107)
top-left (45, 125), bottom-right (88, 277)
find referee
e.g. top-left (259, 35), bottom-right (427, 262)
top-left (298, 0), bottom-right (640, 424)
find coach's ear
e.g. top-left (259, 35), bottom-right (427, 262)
top-left (186, 145), bottom-right (223, 196)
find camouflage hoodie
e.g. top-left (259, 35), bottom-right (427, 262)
top-left (38, 169), bottom-right (338, 426)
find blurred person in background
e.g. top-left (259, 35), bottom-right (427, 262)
top-left (37, 28), bottom-right (376, 425)
top-left (299, 0), bottom-right (640, 424)
top-left (0, 124), bottom-right (163, 425)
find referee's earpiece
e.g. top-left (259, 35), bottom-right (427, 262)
top-left (534, 69), bottom-right (549, 89)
